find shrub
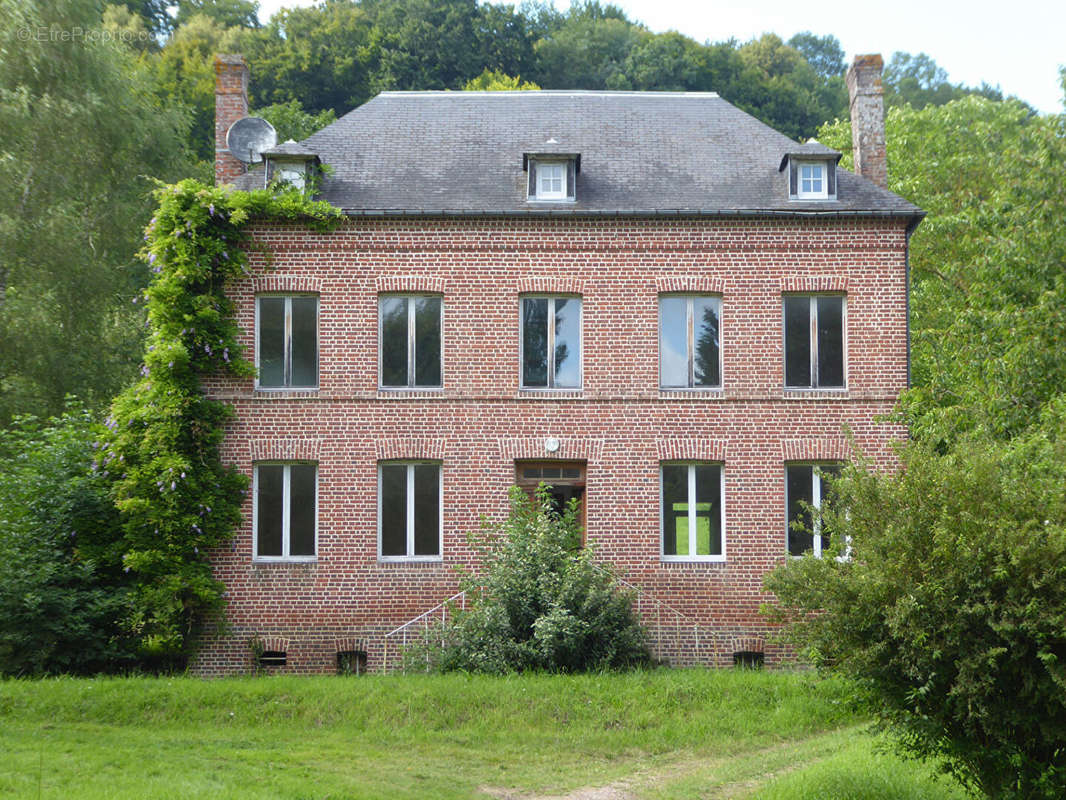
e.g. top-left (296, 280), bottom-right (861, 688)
top-left (0, 402), bottom-right (137, 674)
top-left (764, 408), bottom-right (1066, 798)
top-left (417, 486), bottom-right (650, 673)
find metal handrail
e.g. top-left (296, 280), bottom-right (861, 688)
top-left (382, 590), bottom-right (468, 673)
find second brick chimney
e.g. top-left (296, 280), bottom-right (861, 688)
top-left (846, 54), bottom-right (887, 189)
top-left (215, 54), bottom-right (249, 186)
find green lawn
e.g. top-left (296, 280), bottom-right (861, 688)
top-left (0, 670), bottom-right (965, 799)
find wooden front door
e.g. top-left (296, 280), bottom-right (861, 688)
top-left (515, 461), bottom-right (587, 541)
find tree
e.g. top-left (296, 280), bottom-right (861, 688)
top-left (252, 99), bottom-right (337, 142)
top-left (765, 413), bottom-right (1066, 798)
top-left (788, 32), bottom-right (845, 79)
top-left (818, 94), bottom-right (1066, 440)
top-left (153, 13), bottom-right (242, 165)
top-left (417, 487), bottom-right (650, 673)
top-left (0, 403), bottom-right (137, 675)
top-left (463, 68), bottom-right (539, 91)
top-left (174, 0), bottom-right (260, 30)
top-left (0, 0), bottom-right (193, 425)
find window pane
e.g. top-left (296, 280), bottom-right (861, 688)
top-left (256, 465), bottom-right (284, 556)
top-left (522, 298), bottom-right (548, 386)
top-left (380, 297), bottom-right (409, 387)
top-left (659, 297), bottom-right (688, 387)
top-left (380, 465), bottom-right (407, 556)
top-left (693, 297), bottom-right (721, 387)
top-left (694, 465), bottom-right (722, 556)
top-left (290, 297), bottom-right (318, 387)
top-left (414, 297), bottom-right (442, 387)
top-left (784, 297), bottom-right (812, 387)
top-left (816, 297), bottom-right (844, 387)
top-left (786, 465), bottom-right (814, 555)
top-left (258, 298), bottom-right (286, 387)
top-left (553, 298), bottom-right (581, 388)
top-left (562, 468), bottom-right (580, 479)
top-left (662, 465), bottom-right (688, 556)
top-left (541, 467), bottom-right (561, 479)
top-left (413, 465), bottom-right (440, 556)
top-left (289, 465), bottom-right (316, 556)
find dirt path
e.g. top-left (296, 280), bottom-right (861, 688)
top-left (479, 725), bottom-right (860, 800)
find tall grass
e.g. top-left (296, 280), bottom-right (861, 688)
top-left (0, 670), bottom-right (963, 799)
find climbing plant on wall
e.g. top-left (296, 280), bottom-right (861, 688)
top-left (100, 178), bottom-right (340, 660)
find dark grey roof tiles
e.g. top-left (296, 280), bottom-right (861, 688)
top-left (231, 90), bottom-right (921, 220)
top-left (262, 139), bottom-right (318, 158)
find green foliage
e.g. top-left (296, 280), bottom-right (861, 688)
top-left (0, 402), bottom-right (136, 675)
top-left (152, 12), bottom-right (243, 166)
top-left (463, 68), bottom-right (539, 91)
top-left (417, 487), bottom-right (650, 673)
top-left (884, 52), bottom-right (1009, 110)
top-left (252, 99), bottom-right (336, 142)
top-left (765, 412), bottom-right (1066, 798)
top-left (818, 95), bottom-right (1066, 441)
top-left (100, 179), bottom-right (340, 660)
top-left (0, 0), bottom-right (193, 426)
top-left (174, 0), bottom-right (260, 31)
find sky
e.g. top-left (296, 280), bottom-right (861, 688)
top-left (254, 0), bottom-right (1065, 114)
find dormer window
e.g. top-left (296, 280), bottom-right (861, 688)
top-left (780, 143), bottom-right (840, 202)
top-left (524, 153), bottom-right (579, 202)
top-left (262, 140), bottom-right (320, 195)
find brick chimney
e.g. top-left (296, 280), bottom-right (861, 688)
top-left (215, 54), bottom-right (249, 185)
top-left (846, 54), bottom-right (887, 189)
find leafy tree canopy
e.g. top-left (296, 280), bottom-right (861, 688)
top-left (463, 68), bottom-right (539, 91)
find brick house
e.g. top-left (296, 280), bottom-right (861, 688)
top-left (194, 54), bottom-right (922, 675)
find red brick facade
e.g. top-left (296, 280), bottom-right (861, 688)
top-left (192, 214), bottom-right (910, 675)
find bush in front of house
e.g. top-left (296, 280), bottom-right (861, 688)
top-left (764, 404), bottom-right (1066, 799)
top-left (416, 486), bottom-right (650, 673)
top-left (0, 402), bottom-right (138, 675)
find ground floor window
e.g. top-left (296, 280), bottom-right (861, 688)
top-left (378, 461), bottom-right (442, 560)
top-left (254, 463), bottom-right (317, 561)
top-left (786, 463), bottom-right (842, 557)
top-left (660, 463), bottom-right (725, 561)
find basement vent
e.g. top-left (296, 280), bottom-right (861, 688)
top-left (733, 650), bottom-right (765, 669)
top-left (258, 650), bottom-right (287, 668)
top-left (337, 650), bottom-right (368, 676)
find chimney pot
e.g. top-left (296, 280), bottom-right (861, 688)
top-left (846, 53), bottom-right (887, 189)
top-left (215, 54), bottom-right (249, 186)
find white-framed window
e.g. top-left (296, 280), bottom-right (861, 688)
top-left (537, 163), bottom-right (566, 199)
top-left (659, 295), bottom-right (722, 389)
top-left (520, 295), bottom-right (582, 389)
top-left (378, 461), bottom-right (442, 561)
top-left (256, 295), bottom-right (318, 389)
top-left (379, 295), bottom-right (442, 388)
top-left (527, 159), bottom-right (575, 202)
top-left (786, 463), bottom-right (842, 557)
top-left (254, 462), bottom-right (317, 561)
top-left (660, 462), bottom-right (726, 562)
top-left (797, 162), bottom-right (826, 198)
top-left (783, 295), bottom-right (845, 389)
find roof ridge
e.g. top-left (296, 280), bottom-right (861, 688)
top-left (376, 90), bottom-right (721, 99)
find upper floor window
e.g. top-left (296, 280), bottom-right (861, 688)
top-left (659, 295), bottom-right (721, 389)
top-left (379, 295), bottom-right (442, 389)
top-left (521, 296), bottom-right (581, 389)
top-left (526, 156), bottom-right (578, 202)
top-left (379, 461), bottom-right (442, 561)
top-left (786, 463), bottom-right (842, 557)
top-left (785, 155), bottom-right (836, 201)
top-left (257, 296), bottom-right (318, 389)
top-left (784, 295), bottom-right (845, 389)
top-left (254, 462), bottom-right (317, 561)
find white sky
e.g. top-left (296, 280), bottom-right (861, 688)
top-left (255, 0), bottom-right (1065, 114)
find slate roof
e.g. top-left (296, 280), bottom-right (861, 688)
top-left (234, 90), bottom-right (922, 222)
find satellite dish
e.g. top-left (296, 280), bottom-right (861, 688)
top-left (226, 117), bottom-right (277, 164)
